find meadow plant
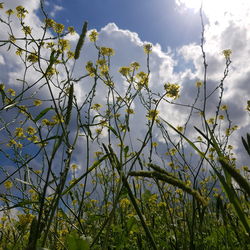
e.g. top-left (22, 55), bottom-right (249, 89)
top-left (0, 2), bottom-right (249, 249)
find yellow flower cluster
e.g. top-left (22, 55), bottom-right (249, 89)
top-left (85, 61), bottom-right (96, 77)
top-left (16, 5), bottom-right (28, 18)
top-left (136, 71), bottom-right (148, 88)
top-left (164, 83), bottom-right (180, 99)
top-left (222, 49), bottom-right (232, 59)
top-left (147, 109), bottom-right (159, 120)
top-left (89, 30), bottom-right (98, 42)
top-left (100, 47), bottom-right (115, 56)
top-left (143, 43), bottom-right (152, 54)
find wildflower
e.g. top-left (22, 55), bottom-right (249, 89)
top-left (99, 64), bottom-right (109, 75)
top-left (71, 164), bottom-right (78, 170)
top-left (16, 5), bottom-right (28, 18)
top-left (16, 48), bottom-right (23, 56)
top-left (207, 118), bottom-right (215, 124)
top-left (52, 114), bottom-right (64, 124)
top-left (0, 83), bottom-right (5, 91)
top-left (143, 43), bottom-right (152, 54)
top-left (152, 142), bottom-right (158, 147)
top-left (219, 115), bottom-right (224, 120)
top-left (170, 148), bottom-right (177, 155)
top-left (91, 103), bottom-right (102, 111)
top-left (85, 61), bottom-right (96, 77)
top-left (45, 18), bottom-right (55, 28)
top-left (164, 83), bottom-right (180, 99)
top-left (6, 9), bottom-right (14, 15)
top-left (4, 180), bottom-right (13, 189)
top-left (136, 71), bottom-right (148, 87)
top-left (177, 126), bottom-right (184, 132)
top-left (15, 127), bottom-right (25, 137)
top-left (28, 135), bottom-right (39, 143)
top-left (0, 3), bottom-right (4, 9)
top-left (67, 26), bottom-right (75, 34)
top-left (120, 198), bottom-right (130, 208)
top-left (9, 35), bottom-right (16, 43)
top-left (222, 49), bottom-right (232, 59)
top-left (67, 51), bottom-right (75, 59)
top-left (26, 126), bottom-right (37, 135)
top-left (53, 22), bottom-right (64, 33)
top-left (89, 30), bottom-right (98, 42)
top-left (58, 39), bottom-right (70, 51)
top-left (196, 81), bottom-right (202, 87)
top-left (27, 53), bottom-right (38, 63)
top-left (7, 88), bottom-right (15, 96)
top-left (100, 47), bottom-right (115, 56)
top-left (147, 109), bottom-right (159, 120)
top-left (33, 99), bottom-right (42, 106)
top-left (119, 66), bottom-right (131, 76)
top-left (221, 104), bottom-right (228, 110)
top-left (42, 119), bottom-right (50, 126)
top-left (130, 62), bottom-right (140, 70)
top-left (126, 108), bottom-right (135, 114)
top-left (22, 26), bottom-right (31, 35)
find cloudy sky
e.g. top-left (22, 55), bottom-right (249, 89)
top-left (0, 0), bottom-right (250, 183)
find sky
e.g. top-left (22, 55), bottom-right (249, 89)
top-left (0, 0), bottom-right (250, 185)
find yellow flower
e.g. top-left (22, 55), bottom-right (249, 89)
top-left (7, 88), bottom-right (15, 96)
top-left (16, 5), bottom-right (28, 18)
top-left (196, 81), bottom-right (202, 87)
top-left (91, 103), bottom-right (102, 111)
top-left (67, 26), bottom-right (75, 34)
top-left (67, 51), bottom-right (75, 59)
top-left (42, 119), bottom-right (51, 126)
top-left (164, 83), bottom-right (180, 99)
top-left (33, 99), bottom-right (42, 106)
top-left (147, 109), bottom-right (159, 120)
top-left (246, 100), bottom-right (250, 111)
top-left (45, 18), bottom-right (55, 28)
top-left (207, 118), bottom-right (215, 124)
top-left (120, 198), bottom-right (130, 208)
top-left (222, 49), bottom-right (232, 59)
top-left (126, 108), bottom-right (135, 114)
top-left (0, 3), bottom-right (4, 9)
top-left (152, 142), bottom-right (158, 147)
top-left (27, 53), bottom-right (38, 63)
top-left (71, 164), bottom-right (78, 170)
top-left (58, 39), bottom-right (70, 51)
top-left (4, 180), bottom-right (13, 189)
top-left (86, 61), bottom-right (96, 77)
top-left (143, 43), bottom-right (152, 54)
top-left (26, 126), bottom-right (37, 135)
top-left (15, 127), bottom-right (25, 138)
top-left (136, 71), bottom-right (148, 87)
top-left (53, 22), bottom-right (64, 33)
top-left (219, 115), bottom-right (224, 120)
top-left (6, 9), bottom-right (14, 15)
top-left (130, 62), bottom-right (140, 70)
top-left (177, 126), bottom-right (184, 132)
top-left (0, 83), bottom-right (5, 91)
top-left (100, 47), bottom-right (115, 56)
top-left (22, 26), bottom-right (31, 35)
top-left (99, 64), bottom-right (109, 75)
top-left (16, 48), bottom-right (23, 56)
top-left (119, 66), bottom-right (131, 76)
top-left (221, 104), bottom-right (228, 110)
top-left (89, 30), bottom-right (98, 42)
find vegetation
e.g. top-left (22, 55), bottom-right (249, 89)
top-left (0, 2), bottom-right (249, 249)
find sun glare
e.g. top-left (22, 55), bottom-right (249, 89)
top-left (177, 0), bottom-right (248, 21)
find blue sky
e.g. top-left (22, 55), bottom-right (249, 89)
top-left (47, 0), bottom-right (202, 49)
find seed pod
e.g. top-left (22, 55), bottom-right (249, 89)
top-left (65, 84), bottom-right (74, 125)
top-left (74, 21), bottom-right (88, 60)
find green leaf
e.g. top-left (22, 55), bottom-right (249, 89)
top-left (34, 107), bottom-right (53, 122)
top-left (108, 126), bottom-right (118, 137)
top-left (66, 231), bottom-right (90, 250)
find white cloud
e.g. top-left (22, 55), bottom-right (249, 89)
top-left (0, 0), bottom-right (249, 184)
